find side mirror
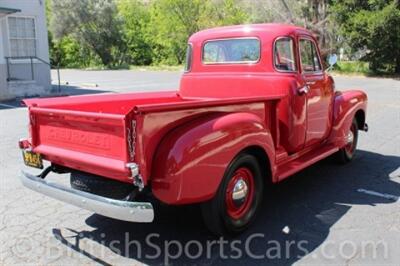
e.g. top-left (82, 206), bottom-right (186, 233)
top-left (326, 54), bottom-right (338, 71)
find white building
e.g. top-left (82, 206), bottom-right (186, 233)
top-left (0, 0), bottom-right (51, 101)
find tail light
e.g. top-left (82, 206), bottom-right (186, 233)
top-left (18, 139), bottom-right (31, 150)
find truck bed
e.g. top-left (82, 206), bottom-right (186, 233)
top-left (23, 91), bottom-right (189, 114)
top-left (23, 91), bottom-right (282, 184)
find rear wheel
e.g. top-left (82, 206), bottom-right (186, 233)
top-left (335, 118), bottom-right (359, 164)
top-left (201, 153), bottom-right (264, 236)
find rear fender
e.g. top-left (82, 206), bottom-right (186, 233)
top-left (329, 90), bottom-right (367, 147)
top-left (151, 112), bottom-right (275, 205)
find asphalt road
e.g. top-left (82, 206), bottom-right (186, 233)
top-left (1, 70), bottom-right (399, 265)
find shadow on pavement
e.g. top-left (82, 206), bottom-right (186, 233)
top-left (52, 150), bottom-right (400, 265)
top-left (0, 85), bottom-right (110, 110)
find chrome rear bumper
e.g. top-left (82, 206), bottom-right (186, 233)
top-left (20, 171), bottom-right (154, 223)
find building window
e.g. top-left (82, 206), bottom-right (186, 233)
top-left (8, 16), bottom-right (36, 57)
top-left (202, 38), bottom-right (260, 64)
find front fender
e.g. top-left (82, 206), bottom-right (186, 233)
top-left (151, 112), bottom-right (275, 205)
top-left (329, 90), bottom-right (367, 147)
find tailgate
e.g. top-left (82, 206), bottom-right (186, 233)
top-left (29, 107), bottom-right (132, 181)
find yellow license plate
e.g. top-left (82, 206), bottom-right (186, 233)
top-left (22, 150), bottom-right (43, 169)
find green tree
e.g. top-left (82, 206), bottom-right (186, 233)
top-left (146, 0), bottom-right (249, 65)
top-left (204, 0), bottom-right (249, 27)
top-left (50, 0), bottom-right (126, 67)
top-left (53, 36), bottom-right (101, 68)
top-left (147, 0), bottom-right (207, 64)
top-left (333, 0), bottom-right (400, 73)
top-left (117, 0), bottom-right (153, 65)
top-left (242, 0), bottom-right (336, 56)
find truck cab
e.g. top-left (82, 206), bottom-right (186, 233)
top-left (181, 24), bottom-right (336, 156)
top-left (19, 24), bottom-right (368, 235)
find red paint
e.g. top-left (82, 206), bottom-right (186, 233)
top-left (150, 107), bottom-right (277, 204)
top-left (20, 24), bottom-right (367, 205)
top-left (330, 90), bottom-right (367, 147)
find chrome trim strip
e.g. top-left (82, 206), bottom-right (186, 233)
top-left (20, 171), bottom-right (154, 223)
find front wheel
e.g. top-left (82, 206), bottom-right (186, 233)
top-left (335, 118), bottom-right (359, 164)
top-left (201, 153), bottom-right (264, 236)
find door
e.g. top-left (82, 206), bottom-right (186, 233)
top-left (298, 37), bottom-right (332, 147)
top-left (274, 37), bottom-right (307, 153)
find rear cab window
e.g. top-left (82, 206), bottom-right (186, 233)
top-left (202, 38), bottom-right (260, 64)
top-left (274, 37), bottom-right (297, 72)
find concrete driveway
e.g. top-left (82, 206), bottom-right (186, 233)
top-left (0, 70), bottom-right (399, 265)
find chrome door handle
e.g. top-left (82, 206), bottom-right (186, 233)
top-left (298, 85), bottom-right (310, 95)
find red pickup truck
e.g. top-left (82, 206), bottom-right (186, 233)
top-left (19, 24), bottom-right (368, 235)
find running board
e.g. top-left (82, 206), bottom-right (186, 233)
top-left (276, 145), bottom-right (339, 181)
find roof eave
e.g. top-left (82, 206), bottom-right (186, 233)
top-left (0, 7), bottom-right (21, 18)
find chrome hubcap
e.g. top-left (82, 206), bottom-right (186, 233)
top-left (346, 131), bottom-right (354, 144)
top-left (232, 178), bottom-right (248, 206)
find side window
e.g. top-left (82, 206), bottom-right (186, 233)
top-left (299, 39), bottom-right (322, 72)
top-left (184, 44), bottom-right (192, 72)
top-left (274, 38), bottom-right (296, 71)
